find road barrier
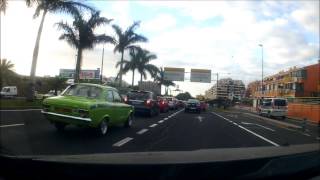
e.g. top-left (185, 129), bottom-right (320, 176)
top-left (287, 103), bottom-right (320, 124)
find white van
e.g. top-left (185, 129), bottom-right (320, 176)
top-left (0, 86), bottom-right (18, 98)
top-left (258, 98), bottom-right (288, 119)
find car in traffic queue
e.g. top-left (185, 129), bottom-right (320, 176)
top-left (185, 99), bottom-right (201, 113)
top-left (200, 101), bottom-right (208, 111)
top-left (41, 83), bottom-right (134, 136)
top-left (126, 90), bottom-right (160, 117)
top-left (177, 100), bottom-right (185, 108)
top-left (258, 98), bottom-right (288, 119)
top-left (157, 96), bottom-right (169, 113)
top-left (165, 96), bottom-right (178, 110)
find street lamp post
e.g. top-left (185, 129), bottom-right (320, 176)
top-left (100, 44), bottom-right (105, 84)
top-left (259, 44), bottom-right (263, 98)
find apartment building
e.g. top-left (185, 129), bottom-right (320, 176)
top-left (247, 61), bottom-right (320, 98)
top-left (205, 78), bottom-right (245, 100)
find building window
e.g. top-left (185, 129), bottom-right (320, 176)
top-left (295, 83), bottom-right (304, 92)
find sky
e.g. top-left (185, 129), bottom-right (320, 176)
top-left (1, 0), bottom-right (319, 96)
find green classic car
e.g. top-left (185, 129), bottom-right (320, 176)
top-left (42, 83), bottom-right (134, 136)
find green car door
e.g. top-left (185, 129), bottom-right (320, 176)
top-left (112, 90), bottom-right (129, 122)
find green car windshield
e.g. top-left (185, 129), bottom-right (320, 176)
top-left (62, 84), bottom-right (102, 99)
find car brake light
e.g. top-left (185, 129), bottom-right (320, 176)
top-left (145, 99), bottom-right (152, 107)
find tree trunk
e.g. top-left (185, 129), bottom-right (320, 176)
top-left (140, 73), bottom-right (143, 83)
top-left (27, 9), bottom-right (47, 101)
top-left (132, 70), bottom-right (135, 87)
top-left (119, 51), bottom-right (124, 87)
top-left (74, 48), bottom-right (83, 83)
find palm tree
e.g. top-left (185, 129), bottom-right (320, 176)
top-left (0, 59), bottom-right (16, 88)
top-left (115, 47), bottom-right (142, 87)
top-left (154, 67), bottom-right (175, 95)
top-left (137, 49), bottom-right (158, 83)
top-left (112, 21), bottom-right (148, 87)
top-left (56, 12), bottom-right (114, 82)
top-left (26, 0), bottom-right (95, 99)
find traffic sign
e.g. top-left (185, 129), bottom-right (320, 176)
top-left (190, 69), bottom-right (211, 83)
top-left (164, 67), bottom-right (185, 81)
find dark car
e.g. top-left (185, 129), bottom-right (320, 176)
top-left (185, 99), bottom-right (201, 113)
top-left (126, 90), bottom-right (160, 117)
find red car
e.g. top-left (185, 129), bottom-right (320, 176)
top-left (200, 101), bottom-right (208, 111)
top-left (158, 97), bottom-right (169, 113)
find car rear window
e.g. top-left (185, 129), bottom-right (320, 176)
top-left (274, 99), bottom-right (287, 106)
top-left (62, 85), bottom-right (102, 99)
top-left (128, 91), bottom-right (151, 100)
top-left (188, 99), bottom-right (199, 103)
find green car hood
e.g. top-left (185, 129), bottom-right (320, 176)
top-left (43, 95), bottom-right (98, 110)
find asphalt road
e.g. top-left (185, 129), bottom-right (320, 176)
top-left (0, 108), bottom-right (319, 156)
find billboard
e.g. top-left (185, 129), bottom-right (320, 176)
top-left (190, 69), bottom-right (211, 83)
top-left (164, 67), bottom-right (185, 81)
top-left (59, 69), bottom-right (100, 79)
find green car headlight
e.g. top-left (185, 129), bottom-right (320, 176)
top-left (78, 109), bottom-right (89, 118)
top-left (90, 104), bottom-right (98, 110)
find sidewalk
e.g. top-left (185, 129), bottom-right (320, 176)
top-left (232, 106), bottom-right (319, 128)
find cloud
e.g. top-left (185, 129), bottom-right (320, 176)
top-left (291, 1), bottom-right (319, 33)
top-left (142, 14), bottom-right (176, 32)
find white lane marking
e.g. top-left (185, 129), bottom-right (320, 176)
top-left (302, 133), bottom-right (311, 137)
top-left (136, 129), bottom-right (148, 135)
top-left (0, 123), bottom-right (25, 128)
top-left (241, 122), bottom-right (275, 132)
top-left (164, 118), bottom-right (168, 120)
top-left (212, 112), bottom-right (280, 147)
top-left (158, 120), bottom-right (164, 123)
top-left (113, 137), bottom-right (133, 147)
top-left (149, 124), bottom-right (158, 128)
top-left (0, 109), bottom-right (41, 112)
top-left (196, 116), bottom-right (204, 122)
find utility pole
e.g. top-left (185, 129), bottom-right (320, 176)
top-left (259, 44), bottom-right (264, 98)
top-left (100, 44), bottom-right (105, 84)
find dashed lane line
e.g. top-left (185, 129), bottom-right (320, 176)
top-left (212, 112), bottom-right (280, 147)
top-left (112, 137), bottom-right (133, 147)
top-left (149, 124), bottom-right (158, 128)
top-left (0, 123), bottom-right (25, 128)
top-left (241, 122), bottom-right (275, 132)
top-left (136, 129), bottom-right (148, 135)
top-left (158, 120), bottom-right (164, 123)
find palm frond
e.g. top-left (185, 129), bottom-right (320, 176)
top-left (0, 0), bottom-right (7, 14)
top-left (33, 2), bottom-right (45, 18)
top-left (125, 21), bottom-right (140, 34)
top-left (126, 34), bottom-right (148, 45)
top-left (88, 11), bottom-right (112, 29)
top-left (112, 24), bottom-right (123, 38)
top-left (93, 34), bottom-right (115, 45)
top-left (49, 0), bottom-right (96, 18)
